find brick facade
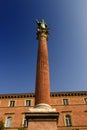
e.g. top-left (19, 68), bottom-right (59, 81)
top-left (0, 91), bottom-right (87, 130)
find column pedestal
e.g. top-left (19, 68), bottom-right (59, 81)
top-left (25, 112), bottom-right (59, 130)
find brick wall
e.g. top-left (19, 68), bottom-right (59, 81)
top-left (0, 92), bottom-right (87, 130)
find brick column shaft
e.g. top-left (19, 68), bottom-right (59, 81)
top-left (35, 29), bottom-right (51, 105)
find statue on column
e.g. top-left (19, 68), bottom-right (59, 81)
top-left (36, 19), bottom-right (48, 30)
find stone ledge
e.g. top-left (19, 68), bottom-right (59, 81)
top-left (24, 111), bottom-right (59, 120)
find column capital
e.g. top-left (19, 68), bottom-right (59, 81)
top-left (36, 29), bottom-right (49, 40)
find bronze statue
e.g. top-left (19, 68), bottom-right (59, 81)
top-left (35, 19), bottom-right (48, 30)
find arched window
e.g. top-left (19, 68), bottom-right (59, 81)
top-left (65, 115), bottom-right (72, 126)
top-left (6, 117), bottom-right (12, 128)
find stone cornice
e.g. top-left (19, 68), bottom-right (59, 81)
top-left (0, 93), bottom-right (35, 99)
top-left (0, 91), bottom-right (87, 99)
top-left (50, 91), bottom-right (87, 97)
top-left (24, 111), bottom-right (59, 120)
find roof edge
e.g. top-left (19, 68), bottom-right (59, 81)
top-left (0, 91), bottom-right (87, 99)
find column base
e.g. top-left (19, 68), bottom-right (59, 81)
top-left (29, 103), bottom-right (56, 112)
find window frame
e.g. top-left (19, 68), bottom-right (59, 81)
top-left (65, 115), bottom-right (72, 126)
top-left (63, 99), bottom-right (69, 105)
top-left (9, 101), bottom-right (15, 107)
top-left (5, 117), bottom-right (12, 128)
top-left (24, 118), bottom-right (28, 128)
top-left (84, 98), bottom-right (87, 104)
top-left (25, 100), bottom-right (31, 106)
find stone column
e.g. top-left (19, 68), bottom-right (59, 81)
top-left (35, 29), bottom-right (51, 106)
top-left (25, 20), bottom-right (59, 130)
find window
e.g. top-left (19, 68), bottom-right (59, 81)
top-left (63, 99), bottom-right (68, 105)
top-left (26, 100), bottom-right (31, 106)
top-left (84, 98), bottom-right (87, 104)
top-left (6, 117), bottom-right (12, 128)
top-left (24, 119), bottom-right (28, 128)
top-left (65, 115), bottom-right (72, 126)
top-left (10, 101), bottom-right (15, 107)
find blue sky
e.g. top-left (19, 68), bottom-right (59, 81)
top-left (0, 0), bottom-right (87, 94)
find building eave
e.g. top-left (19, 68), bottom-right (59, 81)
top-left (0, 91), bottom-right (87, 99)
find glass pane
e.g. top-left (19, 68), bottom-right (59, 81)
top-left (66, 115), bottom-right (72, 126)
top-left (6, 117), bottom-right (12, 128)
top-left (10, 101), bottom-right (15, 107)
top-left (63, 99), bottom-right (68, 105)
top-left (84, 98), bottom-right (87, 104)
top-left (24, 119), bottom-right (28, 128)
top-left (26, 100), bottom-right (31, 106)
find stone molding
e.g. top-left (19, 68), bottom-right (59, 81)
top-left (29, 103), bottom-right (56, 112)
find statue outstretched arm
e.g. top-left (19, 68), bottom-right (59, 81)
top-left (35, 19), bottom-right (39, 24)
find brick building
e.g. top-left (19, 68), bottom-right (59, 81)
top-left (0, 91), bottom-right (87, 130)
top-left (0, 20), bottom-right (87, 130)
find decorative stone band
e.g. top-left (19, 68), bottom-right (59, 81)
top-left (29, 103), bottom-right (56, 112)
